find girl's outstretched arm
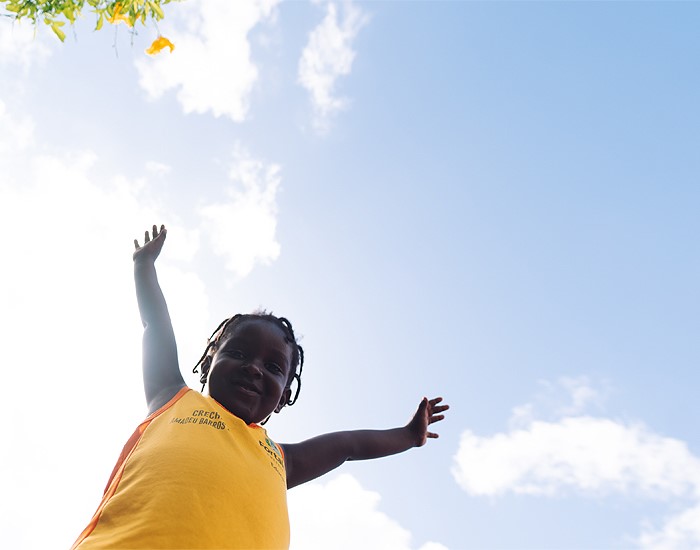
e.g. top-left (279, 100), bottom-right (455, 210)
top-left (134, 224), bottom-right (185, 414)
top-left (282, 397), bottom-right (448, 489)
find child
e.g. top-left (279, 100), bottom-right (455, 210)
top-left (72, 225), bottom-right (448, 549)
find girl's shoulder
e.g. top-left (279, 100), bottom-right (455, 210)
top-left (147, 384), bottom-right (190, 417)
top-left (147, 385), bottom-right (191, 418)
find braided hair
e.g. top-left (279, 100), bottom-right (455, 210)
top-left (193, 312), bottom-right (304, 407)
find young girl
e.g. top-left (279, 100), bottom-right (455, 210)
top-left (71, 225), bottom-right (448, 550)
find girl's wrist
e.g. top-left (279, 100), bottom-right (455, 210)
top-left (134, 254), bottom-right (157, 266)
top-left (401, 425), bottom-right (421, 448)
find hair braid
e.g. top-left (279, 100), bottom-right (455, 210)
top-left (277, 316), bottom-right (304, 406)
top-left (193, 314), bottom-right (242, 391)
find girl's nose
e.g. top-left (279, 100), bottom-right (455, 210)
top-left (243, 361), bottom-right (263, 377)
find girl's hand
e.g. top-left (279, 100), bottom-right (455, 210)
top-left (133, 224), bottom-right (167, 263)
top-left (407, 396), bottom-right (449, 447)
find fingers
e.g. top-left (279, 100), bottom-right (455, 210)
top-left (409, 396), bottom-right (447, 445)
top-left (427, 397), bottom-right (449, 413)
top-left (426, 396), bottom-right (448, 425)
top-left (134, 224), bottom-right (167, 248)
top-left (133, 229), bottom-right (151, 249)
top-left (152, 224), bottom-right (166, 240)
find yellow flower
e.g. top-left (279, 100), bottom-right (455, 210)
top-left (108, 3), bottom-right (132, 26)
top-left (146, 35), bottom-right (175, 55)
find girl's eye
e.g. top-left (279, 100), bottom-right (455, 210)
top-left (266, 363), bottom-right (282, 374)
top-left (228, 350), bottom-right (245, 359)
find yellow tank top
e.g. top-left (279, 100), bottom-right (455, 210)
top-left (72, 388), bottom-right (289, 549)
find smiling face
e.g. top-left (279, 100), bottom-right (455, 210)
top-left (207, 318), bottom-right (293, 425)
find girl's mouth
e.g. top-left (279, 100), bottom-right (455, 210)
top-left (232, 380), bottom-right (261, 395)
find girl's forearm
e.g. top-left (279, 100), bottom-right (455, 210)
top-left (134, 259), bottom-right (172, 328)
top-left (345, 427), bottom-right (418, 461)
top-left (134, 257), bottom-right (183, 412)
top-left (284, 426), bottom-right (419, 488)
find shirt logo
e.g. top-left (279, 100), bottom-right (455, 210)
top-left (170, 409), bottom-right (227, 430)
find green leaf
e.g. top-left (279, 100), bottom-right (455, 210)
top-left (1, 0), bottom-right (174, 42)
top-left (149, 1), bottom-right (163, 19)
top-left (62, 6), bottom-right (76, 23)
top-left (51, 21), bottom-right (66, 41)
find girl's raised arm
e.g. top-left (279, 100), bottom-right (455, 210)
top-left (282, 397), bottom-right (448, 489)
top-left (133, 225), bottom-right (185, 414)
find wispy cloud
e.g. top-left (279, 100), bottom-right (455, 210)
top-left (135, 0), bottom-right (278, 121)
top-left (0, 97), bottom-right (210, 548)
top-left (145, 160), bottom-right (172, 177)
top-left (198, 144), bottom-right (281, 279)
top-left (288, 474), bottom-right (447, 550)
top-left (508, 376), bottom-right (608, 429)
top-left (451, 377), bottom-right (700, 549)
top-left (0, 98), bottom-right (34, 154)
top-left (454, 416), bottom-right (700, 499)
top-left (637, 503), bottom-right (700, 549)
top-left (0, 18), bottom-right (51, 71)
top-left (297, 0), bottom-right (368, 133)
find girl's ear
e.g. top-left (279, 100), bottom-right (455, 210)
top-left (275, 387), bottom-right (292, 413)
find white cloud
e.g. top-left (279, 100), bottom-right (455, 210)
top-left (548, 375), bottom-right (608, 416)
top-left (145, 160), bottom-right (172, 177)
top-left (636, 503), bottom-right (700, 550)
top-left (135, 0), bottom-right (278, 121)
top-left (507, 376), bottom-right (607, 430)
top-left (451, 377), bottom-right (700, 549)
top-left (0, 18), bottom-right (51, 70)
top-left (0, 99), bottom-right (210, 549)
top-left (453, 417), bottom-right (700, 499)
top-left (298, 0), bottom-right (368, 133)
top-left (0, 98), bottom-right (34, 154)
top-left (198, 144), bottom-right (281, 279)
top-left (288, 474), bottom-right (447, 550)
top-left (418, 543), bottom-right (450, 550)
top-left (560, 376), bottom-right (599, 413)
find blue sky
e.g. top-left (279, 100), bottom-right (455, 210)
top-left (1, 1), bottom-right (699, 549)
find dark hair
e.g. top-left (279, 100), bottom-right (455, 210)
top-left (193, 312), bottom-right (304, 407)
